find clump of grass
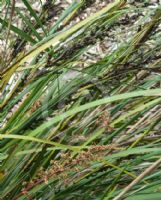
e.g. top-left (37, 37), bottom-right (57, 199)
top-left (1, 0), bottom-right (161, 199)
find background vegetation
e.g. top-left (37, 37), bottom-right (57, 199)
top-left (1, 0), bottom-right (161, 199)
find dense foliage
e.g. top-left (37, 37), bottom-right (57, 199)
top-left (1, 0), bottom-right (161, 199)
